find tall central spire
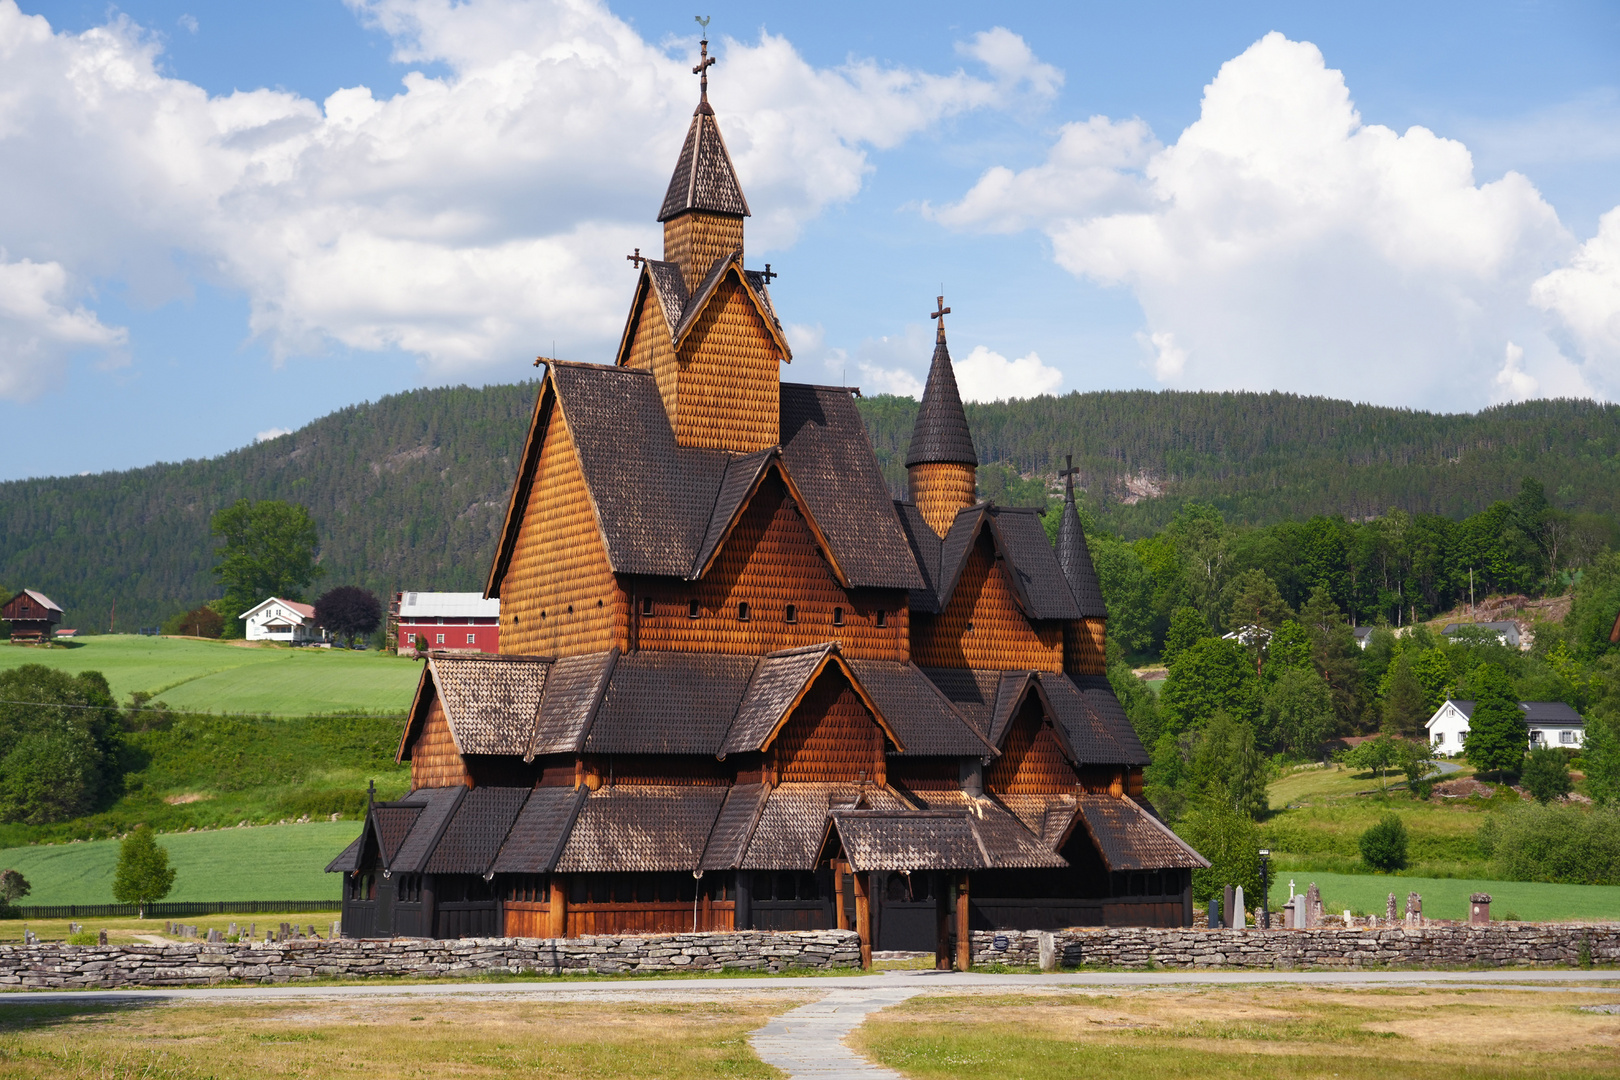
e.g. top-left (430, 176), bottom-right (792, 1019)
top-left (659, 30), bottom-right (750, 291)
top-left (906, 295), bottom-right (978, 537)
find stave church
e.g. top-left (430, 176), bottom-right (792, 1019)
top-left (328, 39), bottom-right (1205, 964)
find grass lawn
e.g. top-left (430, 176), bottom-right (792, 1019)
top-left (855, 988), bottom-right (1620, 1080)
top-left (1266, 869), bottom-right (1620, 923)
top-left (0, 635), bottom-right (421, 714)
top-left (0, 822), bottom-right (357, 905)
top-left (0, 998), bottom-right (795, 1080)
top-left (0, 911), bottom-right (341, 946)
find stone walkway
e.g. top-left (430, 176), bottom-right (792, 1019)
top-left (750, 986), bottom-right (924, 1080)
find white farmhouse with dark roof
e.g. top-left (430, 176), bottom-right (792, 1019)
top-left (1426, 698), bottom-right (1584, 755)
top-left (240, 597), bottom-right (322, 643)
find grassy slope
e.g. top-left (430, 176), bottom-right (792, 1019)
top-left (0, 635), bottom-right (421, 714)
top-left (1265, 869), bottom-right (1620, 922)
top-left (0, 823), bottom-right (356, 904)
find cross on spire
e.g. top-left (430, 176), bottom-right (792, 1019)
top-left (930, 295), bottom-right (951, 341)
top-left (693, 20), bottom-right (715, 103)
top-left (761, 263), bottom-right (777, 284)
top-left (626, 247), bottom-right (646, 269)
top-left (1060, 453), bottom-right (1080, 501)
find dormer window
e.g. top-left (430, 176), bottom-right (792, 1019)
top-left (784, 604), bottom-right (797, 624)
top-left (832, 607), bottom-right (844, 627)
top-left (737, 602), bottom-right (750, 622)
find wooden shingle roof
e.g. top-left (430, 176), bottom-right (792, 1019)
top-left (904, 329), bottom-right (977, 468)
top-left (554, 785), bottom-right (729, 873)
top-left (425, 786), bottom-right (529, 875)
top-left (844, 658), bottom-right (994, 757)
top-left (1055, 472), bottom-right (1107, 618)
top-left (491, 787), bottom-right (588, 874)
top-left (586, 651), bottom-right (757, 755)
top-left (1068, 795), bottom-right (1209, 870)
top-left (740, 782), bottom-right (909, 870)
top-left (698, 782), bottom-right (770, 870)
top-left (427, 654), bottom-right (550, 755)
top-left (659, 107), bottom-right (750, 221)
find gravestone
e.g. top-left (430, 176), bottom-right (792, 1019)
top-left (1387, 893), bottom-right (1398, 922)
top-left (98, 929), bottom-right (107, 946)
top-left (1233, 886), bottom-right (1245, 928)
top-left (1306, 883), bottom-right (1322, 928)
top-left (1208, 898), bottom-right (1221, 928)
top-left (1223, 885), bottom-right (1235, 928)
top-left (1405, 892), bottom-right (1422, 927)
top-left (1469, 893), bottom-right (1492, 925)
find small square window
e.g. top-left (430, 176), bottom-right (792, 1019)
top-left (875, 610), bottom-right (887, 628)
top-left (784, 604), bottom-right (797, 624)
top-left (1433, 732), bottom-right (1444, 745)
top-left (738, 602), bottom-right (750, 622)
top-left (832, 607), bottom-right (843, 627)
top-left (1561, 730), bottom-right (1576, 744)
top-left (688, 600), bottom-right (701, 619)
top-left (640, 596), bottom-right (654, 616)
top-left (466, 633), bottom-right (476, 644)
top-left (435, 633), bottom-right (445, 644)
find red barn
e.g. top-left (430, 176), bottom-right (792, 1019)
top-left (396, 592), bottom-right (501, 654)
top-left (3, 590), bottom-right (63, 643)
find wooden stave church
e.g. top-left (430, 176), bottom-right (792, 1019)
top-left (329, 52), bottom-right (1206, 960)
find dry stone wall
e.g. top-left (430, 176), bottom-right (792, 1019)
top-left (973, 924), bottom-right (1620, 969)
top-left (0, 930), bottom-right (862, 990)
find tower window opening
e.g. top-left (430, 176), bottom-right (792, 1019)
top-left (832, 607), bottom-right (844, 627)
top-left (738, 602), bottom-right (750, 622)
top-left (784, 604), bottom-right (797, 624)
top-left (641, 596), bottom-right (654, 616)
top-left (688, 599), bottom-right (701, 620)
top-left (875, 610), bottom-right (887, 628)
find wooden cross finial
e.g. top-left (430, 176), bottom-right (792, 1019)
top-left (1060, 453), bottom-right (1079, 499)
top-left (761, 263), bottom-right (777, 284)
top-left (931, 295), bottom-right (951, 322)
top-left (692, 23), bottom-right (715, 101)
top-left (626, 247), bottom-right (646, 269)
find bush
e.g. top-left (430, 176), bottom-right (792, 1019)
top-left (1359, 813), bottom-right (1409, 872)
top-left (1476, 803), bottom-right (1620, 885)
top-left (0, 665), bottom-right (121, 824)
top-left (67, 930), bottom-right (98, 946)
top-left (1521, 745), bottom-right (1574, 804)
top-left (162, 605), bottom-right (224, 638)
top-left (0, 868), bottom-right (30, 913)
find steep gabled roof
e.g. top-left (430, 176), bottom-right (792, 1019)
top-left (917, 504), bottom-right (1079, 619)
top-left (1068, 794), bottom-right (1209, 870)
top-left (659, 107), bottom-right (751, 221)
top-left (1055, 459), bottom-right (1107, 618)
top-left (528, 649), bottom-right (618, 758)
top-left (699, 782), bottom-right (770, 869)
top-left (425, 786), bottom-right (530, 875)
top-left (614, 254), bottom-right (790, 367)
top-left (1040, 673), bottom-right (1151, 766)
top-left (554, 785), bottom-right (729, 872)
top-left (585, 651), bottom-right (758, 754)
top-left (492, 786), bottom-right (589, 874)
top-left (844, 658), bottom-right (994, 757)
top-left (426, 654), bottom-right (552, 756)
top-left (720, 643), bottom-right (905, 757)
top-left (904, 325), bottom-right (976, 468)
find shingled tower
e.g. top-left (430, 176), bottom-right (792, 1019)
top-left (1056, 455), bottom-right (1109, 675)
top-left (905, 299), bottom-right (978, 536)
top-left (618, 34), bottom-right (789, 453)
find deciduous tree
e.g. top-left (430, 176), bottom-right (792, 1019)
top-left (1465, 663), bottom-right (1527, 780)
top-left (211, 499), bottom-right (323, 633)
top-left (112, 825), bottom-right (176, 916)
top-left (314, 585), bottom-right (383, 647)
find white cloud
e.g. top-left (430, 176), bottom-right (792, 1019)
top-left (0, 0), bottom-right (1056, 398)
top-left (177, 14), bottom-right (198, 34)
top-left (255, 426), bottom-right (293, 442)
top-left (1493, 342), bottom-right (1538, 401)
top-left (933, 31), bottom-right (1608, 407)
top-left (0, 255), bottom-right (126, 399)
top-left (1532, 206), bottom-right (1620, 371)
top-left (954, 345), bottom-right (1063, 401)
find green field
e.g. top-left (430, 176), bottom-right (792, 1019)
top-left (0, 822), bottom-right (357, 904)
top-left (1267, 869), bottom-right (1620, 922)
top-left (0, 634), bottom-right (422, 714)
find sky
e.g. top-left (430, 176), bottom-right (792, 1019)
top-left (1, 0), bottom-right (1618, 481)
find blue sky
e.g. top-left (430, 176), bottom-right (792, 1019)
top-left (2, 0), bottom-right (1618, 481)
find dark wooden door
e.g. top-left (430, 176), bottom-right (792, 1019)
top-left (876, 872), bottom-right (938, 951)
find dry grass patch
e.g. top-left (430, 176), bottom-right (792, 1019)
top-left (0, 995), bottom-right (806, 1079)
top-left (854, 988), bottom-right (1620, 1080)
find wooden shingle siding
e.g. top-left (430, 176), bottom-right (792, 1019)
top-left (775, 669), bottom-right (886, 784)
top-left (664, 212), bottom-right (743, 293)
top-left (986, 701), bottom-right (1077, 795)
top-left (908, 462), bottom-right (977, 538)
top-left (910, 534), bottom-right (1064, 672)
top-left (675, 276), bottom-right (780, 453)
top-left (626, 286), bottom-right (681, 423)
top-left (633, 477), bottom-right (909, 660)
top-left (1064, 617), bottom-right (1108, 676)
top-left (499, 404), bottom-right (625, 657)
top-left (411, 697), bottom-right (471, 790)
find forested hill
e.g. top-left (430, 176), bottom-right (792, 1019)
top-left (862, 392), bottom-right (1620, 530)
top-left (4, 383), bottom-right (1619, 633)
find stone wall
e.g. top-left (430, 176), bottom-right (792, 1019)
top-left (0, 930), bottom-right (862, 990)
top-left (972, 924), bottom-right (1620, 969)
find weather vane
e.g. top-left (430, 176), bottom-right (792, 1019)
top-left (693, 16), bottom-right (715, 101)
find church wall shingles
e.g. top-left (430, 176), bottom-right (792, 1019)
top-left (664, 212), bottom-right (743, 292)
top-left (1063, 617), bottom-right (1107, 676)
top-left (910, 534), bottom-right (1064, 671)
top-left (632, 476), bottom-right (908, 660)
top-left (909, 463), bottom-right (977, 538)
top-left (985, 701), bottom-right (1077, 795)
top-left (500, 404), bottom-right (625, 657)
top-left (411, 695), bottom-right (471, 790)
top-left (627, 287), bottom-right (680, 423)
top-left (675, 276), bottom-right (781, 453)
top-left (774, 669), bottom-right (886, 784)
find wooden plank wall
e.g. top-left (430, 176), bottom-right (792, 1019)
top-left (911, 534), bottom-right (1063, 671)
top-left (633, 476), bottom-right (909, 661)
top-left (908, 463), bottom-right (976, 538)
top-left (410, 696), bottom-right (471, 790)
top-left (985, 700), bottom-right (1078, 795)
top-left (569, 902), bottom-right (734, 936)
top-left (675, 275), bottom-right (780, 453)
top-left (774, 668), bottom-right (887, 784)
top-left (499, 403), bottom-right (626, 657)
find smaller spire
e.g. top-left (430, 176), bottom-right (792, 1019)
top-left (1055, 454), bottom-right (1107, 617)
top-left (905, 295), bottom-right (977, 468)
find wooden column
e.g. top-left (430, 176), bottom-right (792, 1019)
top-left (954, 872), bottom-right (971, 971)
top-left (834, 862), bottom-right (848, 931)
top-left (935, 872), bottom-right (951, 970)
top-left (852, 870), bottom-right (872, 970)
top-left (548, 875), bottom-right (567, 939)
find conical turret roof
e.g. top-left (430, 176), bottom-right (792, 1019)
top-left (658, 106), bottom-right (751, 222)
top-left (905, 322), bottom-right (977, 468)
top-left (1056, 456), bottom-right (1106, 617)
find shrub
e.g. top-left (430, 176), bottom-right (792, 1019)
top-left (1359, 813), bottom-right (1409, 872)
top-left (1521, 745), bottom-right (1574, 804)
top-left (1478, 803), bottom-right (1620, 885)
top-left (0, 868), bottom-right (30, 912)
top-left (161, 605), bottom-right (224, 638)
top-left (0, 665), bottom-right (121, 824)
top-left (67, 931), bottom-right (98, 946)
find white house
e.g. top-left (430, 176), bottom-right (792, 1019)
top-left (1426, 698), bottom-right (1585, 755)
top-left (1441, 621), bottom-right (1523, 649)
top-left (240, 597), bottom-right (322, 643)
